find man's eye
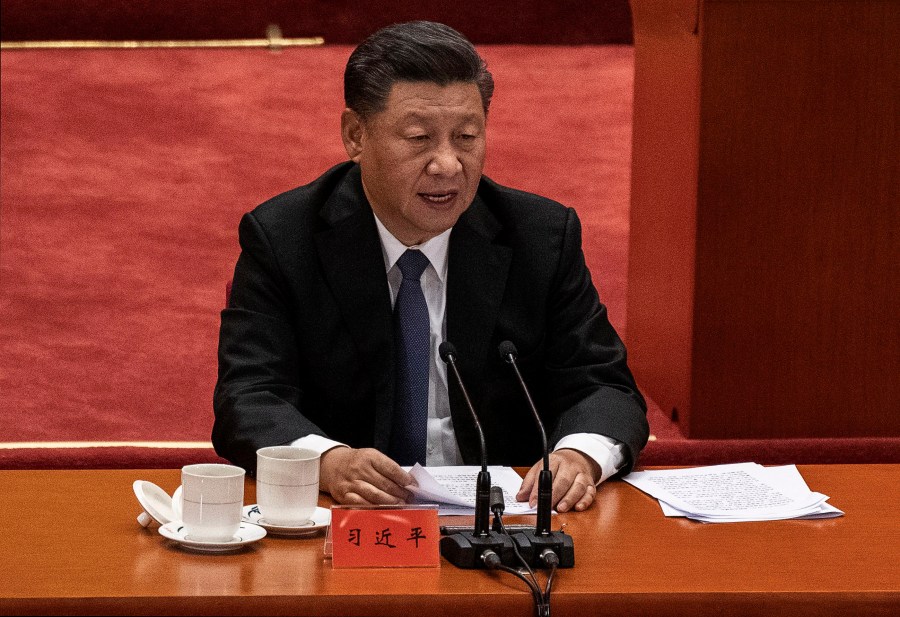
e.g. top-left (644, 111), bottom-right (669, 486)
top-left (458, 134), bottom-right (476, 141)
top-left (408, 135), bottom-right (429, 142)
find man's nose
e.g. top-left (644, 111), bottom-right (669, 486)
top-left (426, 142), bottom-right (463, 176)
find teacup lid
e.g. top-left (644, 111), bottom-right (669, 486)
top-left (133, 480), bottom-right (177, 527)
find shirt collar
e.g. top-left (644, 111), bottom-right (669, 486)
top-left (373, 214), bottom-right (451, 283)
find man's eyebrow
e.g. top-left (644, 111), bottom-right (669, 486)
top-left (398, 111), bottom-right (484, 124)
top-left (398, 112), bottom-right (429, 124)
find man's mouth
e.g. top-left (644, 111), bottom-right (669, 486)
top-left (418, 191), bottom-right (457, 204)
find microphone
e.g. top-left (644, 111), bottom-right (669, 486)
top-left (498, 341), bottom-right (552, 533)
top-left (438, 341), bottom-right (514, 568)
top-left (439, 341), bottom-right (491, 537)
top-left (499, 340), bottom-right (575, 568)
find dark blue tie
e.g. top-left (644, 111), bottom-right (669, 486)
top-left (389, 249), bottom-right (431, 466)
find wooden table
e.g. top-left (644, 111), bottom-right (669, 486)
top-left (2, 465), bottom-right (898, 616)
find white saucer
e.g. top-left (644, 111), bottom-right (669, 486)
top-left (159, 521), bottom-right (266, 552)
top-left (242, 505), bottom-right (331, 537)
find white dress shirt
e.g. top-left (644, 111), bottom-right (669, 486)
top-left (293, 215), bottom-right (626, 483)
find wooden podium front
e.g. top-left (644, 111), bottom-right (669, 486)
top-left (627, 0), bottom-right (899, 438)
top-left (4, 468), bottom-right (899, 615)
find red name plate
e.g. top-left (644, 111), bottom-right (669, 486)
top-left (330, 505), bottom-right (440, 568)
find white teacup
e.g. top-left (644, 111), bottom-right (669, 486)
top-left (180, 463), bottom-right (245, 542)
top-left (256, 446), bottom-right (320, 526)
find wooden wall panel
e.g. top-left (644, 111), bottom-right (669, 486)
top-left (629, 0), bottom-right (899, 438)
top-left (627, 0), bottom-right (702, 434)
top-left (0, 0), bottom-right (635, 45)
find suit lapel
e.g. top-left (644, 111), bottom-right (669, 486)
top-left (446, 194), bottom-right (512, 462)
top-left (314, 166), bottom-right (395, 450)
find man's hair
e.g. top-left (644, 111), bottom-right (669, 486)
top-left (344, 21), bottom-right (494, 119)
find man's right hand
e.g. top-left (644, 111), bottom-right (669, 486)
top-left (319, 447), bottom-right (415, 505)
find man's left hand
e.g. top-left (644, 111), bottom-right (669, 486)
top-left (516, 449), bottom-right (601, 513)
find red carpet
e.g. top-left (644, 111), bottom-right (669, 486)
top-left (0, 45), bottom-right (636, 466)
top-left (5, 45), bottom-right (896, 470)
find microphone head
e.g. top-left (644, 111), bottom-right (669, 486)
top-left (498, 340), bottom-right (518, 362)
top-left (490, 486), bottom-right (506, 515)
top-left (438, 341), bottom-right (457, 363)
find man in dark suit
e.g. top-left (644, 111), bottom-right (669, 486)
top-left (213, 21), bottom-right (648, 513)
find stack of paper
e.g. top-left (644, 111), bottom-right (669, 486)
top-left (404, 464), bottom-right (537, 516)
top-left (623, 463), bottom-right (843, 523)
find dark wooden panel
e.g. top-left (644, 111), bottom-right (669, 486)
top-left (691, 0), bottom-right (899, 437)
top-left (0, 0), bottom-right (634, 44)
top-left (628, 0), bottom-right (899, 438)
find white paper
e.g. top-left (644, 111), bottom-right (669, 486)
top-left (659, 499), bottom-right (844, 522)
top-left (405, 464), bottom-right (537, 516)
top-left (624, 463), bottom-right (843, 523)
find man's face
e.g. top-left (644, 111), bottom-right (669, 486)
top-left (342, 81), bottom-right (487, 246)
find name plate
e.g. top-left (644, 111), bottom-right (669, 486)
top-left (329, 505), bottom-right (440, 568)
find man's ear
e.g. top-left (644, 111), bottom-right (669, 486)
top-left (341, 108), bottom-right (365, 162)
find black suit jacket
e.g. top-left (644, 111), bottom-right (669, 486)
top-left (213, 162), bottom-right (648, 473)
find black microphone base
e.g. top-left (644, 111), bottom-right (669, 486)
top-left (440, 531), bottom-right (516, 569)
top-left (509, 530), bottom-right (575, 568)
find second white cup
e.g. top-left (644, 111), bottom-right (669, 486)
top-left (180, 463), bottom-right (245, 542)
top-left (256, 446), bottom-right (320, 526)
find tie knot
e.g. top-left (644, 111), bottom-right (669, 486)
top-left (396, 249), bottom-right (430, 280)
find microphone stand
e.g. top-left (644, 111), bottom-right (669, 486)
top-left (438, 342), bottom-right (515, 568)
top-left (500, 341), bottom-right (575, 569)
